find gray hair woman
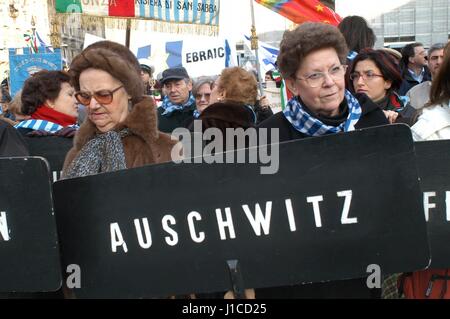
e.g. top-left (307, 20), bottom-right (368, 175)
top-left (62, 41), bottom-right (177, 178)
top-left (192, 76), bottom-right (215, 116)
top-left (256, 22), bottom-right (389, 298)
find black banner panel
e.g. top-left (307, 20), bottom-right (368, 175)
top-left (415, 140), bottom-right (450, 268)
top-left (0, 157), bottom-right (62, 292)
top-left (53, 125), bottom-right (429, 298)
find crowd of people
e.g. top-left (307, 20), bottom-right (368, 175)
top-left (1, 16), bottom-right (450, 299)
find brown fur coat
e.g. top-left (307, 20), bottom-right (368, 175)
top-left (63, 97), bottom-right (177, 173)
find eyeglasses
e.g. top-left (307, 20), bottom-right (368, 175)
top-left (295, 65), bottom-right (347, 88)
top-left (195, 93), bottom-right (211, 99)
top-left (349, 71), bottom-right (384, 82)
top-left (74, 85), bottom-right (124, 106)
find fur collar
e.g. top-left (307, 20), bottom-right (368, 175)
top-left (200, 101), bottom-right (255, 127)
top-left (73, 97), bottom-right (159, 150)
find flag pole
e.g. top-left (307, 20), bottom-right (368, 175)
top-left (125, 19), bottom-right (131, 49)
top-left (250, 0), bottom-right (265, 97)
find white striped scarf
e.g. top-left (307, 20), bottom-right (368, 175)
top-left (14, 119), bottom-right (78, 133)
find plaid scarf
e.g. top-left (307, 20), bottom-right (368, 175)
top-left (160, 93), bottom-right (196, 116)
top-left (193, 109), bottom-right (201, 118)
top-left (63, 129), bottom-right (130, 179)
top-left (283, 90), bottom-right (362, 137)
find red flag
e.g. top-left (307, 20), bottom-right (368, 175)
top-left (255, 0), bottom-right (342, 26)
top-left (109, 0), bottom-right (135, 17)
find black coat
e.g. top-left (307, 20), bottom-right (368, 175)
top-left (255, 93), bottom-right (388, 299)
top-left (0, 119), bottom-right (29, 156)
top-left (157, 104), bottom-right (195, 134)
top-left (398, 68), bottom-right (432, 96)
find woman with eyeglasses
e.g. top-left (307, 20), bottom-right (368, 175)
top-left (189, 67), bottom-right (258, 138)
top-left (256, 23), bottom-right (388, 299)
top-left (349, 49), bottom-right (416, 125)
top-left (62, 41), bottom-right (178, 179)
top-left (16, 70), bottom-right (78, 136)
top-left (192, 76), bottom-right (215, 116)
top-left (258, 23), bottom-right (388, 144)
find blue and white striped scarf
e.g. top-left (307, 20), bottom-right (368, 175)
top-left (160, 93), bottom-right (196, 116)
top-left (283, 90), bottom-right (362, 137)
top-left (14, 119), bottom-right (79, 133)
top-left (193, 109), bottom-right (201, 118)
top-left (15, 119), bottom-right (63, 133)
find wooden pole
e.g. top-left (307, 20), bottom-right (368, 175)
top-left (125, 19), bottom-right (131, 48)
top-left (250, 0), bottom-right (264, 97)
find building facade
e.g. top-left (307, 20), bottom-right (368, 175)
top-left (59, 14), bottom-right (106, 64)
top-left (370, 0), bottom-right (450, 48)
top-left (0, 0), bottom-right (51, 80)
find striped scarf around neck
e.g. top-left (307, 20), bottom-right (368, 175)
top-left (160, 93), bottom-right (196, 116)
top-left (283, 90), bottom-right (362, 137)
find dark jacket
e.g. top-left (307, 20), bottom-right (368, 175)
top-left (376, 92), bottom-right (417, 126)
top-left (188, 101), bottom-right (256, 152)
top-left (255, 93), bottom-right (388, 299)
top-left (157, 104), bottom-right (195, 134)
top-left (399, 68), bottom-right (432, 96)
top-left (194, 101), bottom-right (255, 131)
top-left (258, 93), bottom-right (389, 143)
top-left (254, 101), bottom-right (274, 125)
top-left (0, 119), bottom-right (29, 156)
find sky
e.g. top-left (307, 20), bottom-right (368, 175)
top-left (219, 0), bottom-right (413, 42)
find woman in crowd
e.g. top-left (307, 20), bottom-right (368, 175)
top-left (62, 40), bottom-right (177, 179)
top-left (191, 67), bottom-right (257, 139)
top-left (401, 44), bottom-right (450, 299)
top-left (192, 76), bottom-right (215, 118)
top-left (412, 45), bottom-right (450, 141)
top-left (190, 66), bottom-right (259, 300)
top-left (349, 49), bottom-right (415, 125)
top-left (257, 22), bottom-right (388, 298)
top-left (338, 15), bottom-right (376, 62)
top-left (16, 70), bottom-right (78, 136)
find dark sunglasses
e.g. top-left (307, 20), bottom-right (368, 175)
top-left (195, 93), bottom-right (211, 99)
top-left (75, 85), bottom-right (124, 106)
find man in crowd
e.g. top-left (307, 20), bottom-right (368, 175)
top-left (406, 43), bottom-right (445, 110)
top-left (399, 42), bottom-right (431, 95)
top-left (157, 67), bottom-right (195, 133)
top-left (139, 59), bottom-right (155, 96)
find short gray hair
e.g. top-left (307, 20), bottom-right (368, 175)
top-left (429, 43), bottom-right (445, 56)
top-left (192, 76), bottom-right (215, 96)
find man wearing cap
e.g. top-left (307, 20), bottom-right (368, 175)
top-left (157, 66), bottom-right (196, 133)
top-left (139, 60), bottom-right (155, 96)
top-left (406, 43), bottom-right (445, 111)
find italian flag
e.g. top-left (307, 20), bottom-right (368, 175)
top-left (56, 0), bottom-right (135, 17)
top-left (280, 79), bottom-right (293, 111)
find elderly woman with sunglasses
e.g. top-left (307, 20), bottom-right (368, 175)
top-left (192, 76), bottom-right (215, 117)
top-left (257, 23), bottom-right (388, 299)
top-left (349, 49), bottom-right (416, 125)
top-left (62, 41), bottom-right (177, 179)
